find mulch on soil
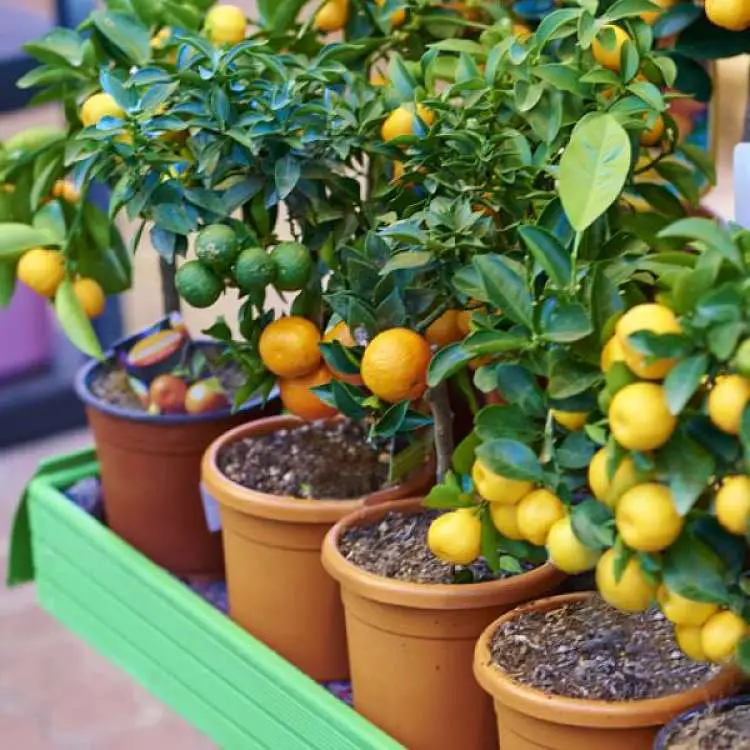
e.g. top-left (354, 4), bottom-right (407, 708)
top-left (664, 704), bottom-right (750, 749)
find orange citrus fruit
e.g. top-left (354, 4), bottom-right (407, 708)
top-left (314, 0), bottom-right (350, 31)
top-left (708, 375), bottom-right (750, 435)
top-left (640, 115), bottom-right (666, 146)
top-left (641, 0), bottom-right (677, 23)
top-left (51, 179), bottom-right (80, 204)
top-left (376, 0), bottom-right (406, 25)
top-left (16, 247), bottom-right (65, 298)
top-left (705, 0), bottom-right (750, 31)
top-left (361, 328), bottom-right (432, 402)
top-left (259, 316), bottom-right (321, 379)
top-left (592, 25), bottom-right (630, 72)
top-left (279, 364), bottom-right (338, 421)
top-left (80, 93), bottom-right (124, 128)
top-left (425, 310), bottom-right (463, 347)
top-left (73, 278), bottom-right (106, 318)
top-left (615, 303), bottom-right (682, 380)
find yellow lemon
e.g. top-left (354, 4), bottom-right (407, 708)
top-left (615, 303), bottom-right (682, 380)
top-left (73, 278), bottom-right (106, 319)
top-left (427, 508), bottom-right (481, 566)
top-left (675, 625), bottom-right (708, 662)
top-left (205, 4), bottom-right (247, 44)
top-left (550, 409), bottom-right (588, 431)
top-left (516, 489), bottom-right (566, 546)
top-left (700, 610), bottom-right (748, 663)
top-left (16, 248), bottom-right (65, 298)
top-left (80, 93), bottom-right (124, 128)
top-left (546, 516), bottom-right (601, 574)
top-left (314, 0), bottom-right (350, 31)
top-left (705, 0), bottom-right (750, 31)
top-left (596, 548), bottom-right (657, 612)
top-left (715, 475), bottom-right (750, 536)
top-left (657, 585), bottom-right (719, 627)
top-left (471, 459), bottom-right (534, 506)
top-left (592, 24), bottom-right (630, 72)
top-left (489, 503), bottom-right (523, 540)
top-left (601, 336), bottom-right (627, 373)
top-left (609, 382), bottom-right (677, 452)
top-left (708, 375), bottom-right (750, 435)
top-left (616, 483), bottom-right (683, 553)
top-left (588, 449), bottom-right (646, 509)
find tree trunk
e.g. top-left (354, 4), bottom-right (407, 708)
top-left (159, 257), bottom-right (181, 315)
top-left (427, 381), bottom-right (455, 483)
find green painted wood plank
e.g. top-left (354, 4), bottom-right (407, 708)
top-left (37, 550), bottom-right (305, 750)
top-left (27, 454), bottom-right (403, 750)
top-left (35, 577), bottom-right (255, 749)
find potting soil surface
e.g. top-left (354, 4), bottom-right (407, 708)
top-left (663, 704), bottom-right (750, 749)
top-left (489, 597), bottom-right (719, 701)
top-left (64, 478), bottom-right (354, 706)
top-left (218, 419), bottom-right (389, 499)
top-left (339, 509), bottom-right (525, 584)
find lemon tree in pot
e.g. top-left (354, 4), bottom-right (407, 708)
top-left (316, 3), bottom-right (716, 747)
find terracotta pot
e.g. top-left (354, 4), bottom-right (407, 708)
top-left (76, 355), bottom-right (278, 579)
top-left (201, 416), bottom-right (436, 681)
top-left (321, 498), bottom-right (567, 750)
top-left (474, 592), bottom-right (744, 750)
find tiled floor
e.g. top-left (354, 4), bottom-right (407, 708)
top-left (0, 431), bottom-right (215, 748)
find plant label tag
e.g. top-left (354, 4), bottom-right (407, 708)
top-left (734, 144), bottom-right (750, 228)
top-left (200, 484), bottom-right (222, 532)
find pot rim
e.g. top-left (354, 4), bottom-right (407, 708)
top-left (321, 497), bottom-right (567, 611)
top-left (654, 693), bottom-right (750, 749)
top-left (473, 591), bottom-right (743, 729)
top-left (201, 415), bottom-right (437, 524)
top-left (75, 340), bottom-right (272, 425)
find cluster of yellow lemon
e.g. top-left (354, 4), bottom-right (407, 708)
top-left (16, 248), bottom-right (105, 318)
top-left (428, 457), bottom-right (601, 573)
top-left (314, 0), bottom-right (406, 32)
top-left (258, 317), bottom-right (433, 419)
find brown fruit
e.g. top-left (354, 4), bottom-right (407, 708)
top-left (149, 374), bottom-right (188, 414)
top-left (185, 377), bottom-right (230, 414)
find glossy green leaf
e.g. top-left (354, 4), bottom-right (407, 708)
top-left (91, 11), bottom-right (151, 65)
top-left (274, 155), bottom-right (300, 200)
top-left (662, 532), bottom-right (729, 604)
top-left (473, 254), bottom-right (533, 329)
top-left (540, 299), bottom-right (593, 342)
top-left (658, 432), bottom-right (715, 515)
top-left (518, 225), bottom-right (571, 287)
top-left (54, 278), bottom-right (104, 360)
top-left (475, 404), bottom-right (540, 443)
top-left (475, 438), bottom-right (543, 482)
top-left (664, 354), bottom-right (708, 415)
top-left (0, 224), bottom-right (57, 260)
top-left (571, 499), bottom-right (615, 550)
top-left (426, 343), bottom-right (474, 387)
top-left (658, 218), bottom-right (743, 270)
top-left (0, 261), bottom-right (16, 307)
top-left (380, 251), bottom-right (433, 275)
top-left (559, 114), bottom-right (631, 231)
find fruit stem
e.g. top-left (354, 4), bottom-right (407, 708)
top-left (159, 257), bottom-right (182, 315)
top-left (427, 381), bottom-right (454, 482)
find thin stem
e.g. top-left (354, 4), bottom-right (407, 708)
top-left (427, 381), bottom-right (455, 483)
top-left (159, 257), bottom-right (182, 315)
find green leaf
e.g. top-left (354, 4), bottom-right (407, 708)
top-left (678, 144), bottom-right (716, 185)
top-left (54, 278), bottom-right (104, 359)
top-left (0, 261), bottom-right (17, 307)
top-left (548, 359), bottom-right (601, 399)
top-left (662, 532), bottom-right (729, 604)
top-left (495, 364), bottom-right (546, 417)
top-left (462, 331), bottom-right (528, 356)
top-left (0, 223), bottom-right (57, 260)
top-left (557, 431), bottom-right (596, 470)
top-left (475, 404), bottom-right (540, 443)
top-left (480, 507), bottom-right (501, 573)
top-left (320, 340), bottom-right (360, 376)
top-left (535, 8), bottom-right (582, 48)
top-left (274, 155), bottom-right (300, 200)
top-left (371, 401), bottom-right (409, 439)
top-left (24, 28), bottom-right (86, 67)
top-left (658, 432), bottom-right (715, 515)
top-left (664, 354), bottom-right (708, 415)
top-left (424, 482), bottom-right (468, 509)
top-left (633, 183), bottom-right (686, 218)
top-left (452, 432), bottom-right (480, 475)
top-left (426, 342), bottom-right (474, 387)
top-left (658, 218), bottom-right (743, 270)
top-left (518, 225), bottom-right (571, 287)
top-left (603, 0), bottom-right (660, 20)
top-left (90, 11), bottom-right (151, 65)
top-left (381, 250), bottom-right (433, 275)
top-left (473, 254), bottom-right (533, 329)
top-left (540, 299), bottom-right (593, 343)
top-left (572, 499), bottom-right (615, 550)
top-left (559, 114), bottom-right (631, 232)
top-left (475, 438), bottom-right (543, 482)
top-left (388, 56), bottom-right (417, 101)
top-left (32, 201), bottom-right (66, 244)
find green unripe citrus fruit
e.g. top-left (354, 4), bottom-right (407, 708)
top-left (195, 224), bottom-right (239, 275)
top-left (271, 241), bottom-right (312, 291)
top-left (175, 260), bottom-right (223, 308)
top-left (234, 246), bottom-right (276, 291)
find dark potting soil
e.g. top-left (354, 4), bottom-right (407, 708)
top-left (339, 509), bottom-right (525, 584)
top-left (219, 420), bottom-right (389, 500)
top-left (664, 704), bottom-right (750, 749)
top-left (489, 597), bottom-right (719, 701)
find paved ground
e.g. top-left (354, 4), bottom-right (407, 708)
top-left (0, 430), bottom-right (216, 749)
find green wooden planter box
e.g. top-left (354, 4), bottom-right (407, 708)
top-left (8, 448), bottom-right (403, 750)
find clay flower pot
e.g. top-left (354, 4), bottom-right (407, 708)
top-left (474, 592), bottom-right (744, 750)
top-left (200, 415), bottom-right (435, 682)
top-left (76, 354), bottom-right (277, 579)
top-left (321, 498), bottom-right (566, 750)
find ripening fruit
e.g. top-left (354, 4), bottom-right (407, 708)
top-left (700, 610), bottom-right (748, 663)
top-left (601, 336), bottom-right (627, 373)
top-left (16, 248), bottom-right (65, 298)
top-left (708, 375), bottom-right (750, 435)
top-left (588, 449), bottom-right (647, 509)
top-left (591, 24), bottom-right (630, 72)
top-left (205, 4), bottom-right (247, 44)
top-left (546, 516), bottom-right (601, 574)
top-left (471, 458), bottom-right (534, 506)
top-left (640, 115), bottom-right (666, 147)
top-left (314, 0), bottom-right (350, 32)
top-left (609, 382), bottom-right (677, 452)
top-left (258, 316), bottom-right (321, 379)
top-left (489, 503), bottom-right (524, 540)
top-left (596, 548), bottom-right (657, 612)
top-left (427, 508), bottom-right (482, 566)
top-left (615, 303), bottom-right (682, 380)
top-left (376, 0), bottom-right (406, 25)
top-left (550, 409), bottom-right (588, 431)
top-left (705, 0), bottom-right (750, 31)
top-left (657, 585), bottom-right (719, 627)
top-left (425, 310), bottom-right (463, 347)
top-left (516, 489), bottom-right (566, 546)
top-left (676, 625), bottom-right (708, 662)
top-left (73, 278), bottom-right (106, 319)
top-left (616, 483), bottom-right (683, 553)
top-left (714, 475), bottom-right (750, 536)
top-left (80, 93), bottom-right (124, 128)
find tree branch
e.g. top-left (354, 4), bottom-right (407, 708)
top-left (427, 381), bottom-right (454, 483)
top-left (159, 257), bottom-right (181, 316)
